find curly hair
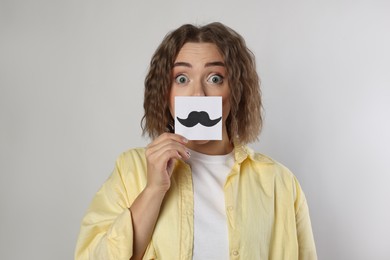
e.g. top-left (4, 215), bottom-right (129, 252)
top-left (141, 22), bottom-right (262, 144)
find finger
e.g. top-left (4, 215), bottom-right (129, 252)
top-left (148, 142), bottom-right (190, 162)
top-left (146, 134), bottom-right (188, 157)
top-left (147, 149), bottom-right (183, 178)
top-left (148, 133), bottom-right (188, 148)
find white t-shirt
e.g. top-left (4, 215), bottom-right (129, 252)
top-left (186, 149), bottom-right (235, 260)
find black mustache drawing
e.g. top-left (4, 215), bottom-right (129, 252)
top-left (177, 111), bottom-right (222, 127)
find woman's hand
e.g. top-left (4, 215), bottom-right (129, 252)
top-left (145, 133), bottom-right (190, 194)
top-left (130, 133), bottom-right (189, 260)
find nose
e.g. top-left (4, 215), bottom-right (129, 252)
top-left (192, 80), bottom-right (205, 96)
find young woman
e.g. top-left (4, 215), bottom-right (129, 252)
top-left (75, 22), bottom-right (317, 260)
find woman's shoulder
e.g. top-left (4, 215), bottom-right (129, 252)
top-left (244, 147), bottom-right (304, 198)
top-left (118, 147), bottom-right (146, 159)
top-left (243, 145), bottom-right (295, 179)
top-left (114, 147), bottom-right (147, 170)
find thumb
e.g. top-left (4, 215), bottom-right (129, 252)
top-left (166, 158), bottom-right (177, 176)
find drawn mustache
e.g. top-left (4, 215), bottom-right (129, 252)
top-left (176, 111), bottom-right (222, 127)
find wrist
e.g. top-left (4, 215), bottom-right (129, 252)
top-left (144, 185), bottom-right (168, 199)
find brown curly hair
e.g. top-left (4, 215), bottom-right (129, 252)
top-left (141, 22), bottom-right (262, 144)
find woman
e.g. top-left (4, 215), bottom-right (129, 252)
top-left (75, 22), bottom-right (317, 260)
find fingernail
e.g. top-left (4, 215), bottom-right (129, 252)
top-left (186, 150), bottom-right (191, 158)
top-left (182, 138), bottom-right (188, 143)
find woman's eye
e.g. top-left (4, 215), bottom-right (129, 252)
top-left (208, 74), bottom-right (224, 84)
top-left (175, 75), bottom-right (189, 84)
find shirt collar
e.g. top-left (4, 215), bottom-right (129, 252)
top-left (233, 142), bottom-right (273, 164)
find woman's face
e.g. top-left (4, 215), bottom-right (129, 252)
top-left (169, 42), bottom-right (231, 127)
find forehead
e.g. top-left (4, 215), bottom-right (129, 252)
top-left (175, 42), bottom-right (223, 62)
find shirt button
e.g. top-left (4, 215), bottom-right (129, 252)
top-left (227, 206), bottom-right (234, 211)
top-left (232, 250), bottom-right (239, 256)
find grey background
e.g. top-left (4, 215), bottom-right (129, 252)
top-left (1, 0), bottom-right (389, 259)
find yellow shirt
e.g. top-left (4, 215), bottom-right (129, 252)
top-left (75, 144), bottom-right (317, 259)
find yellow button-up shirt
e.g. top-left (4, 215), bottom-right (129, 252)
top-left (75, 144), bottom-right (317, 259)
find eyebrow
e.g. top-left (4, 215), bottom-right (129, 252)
top-left (205, 61), bottom-right (225, 67)
top-left (173, 61), bottom-right (225, 68)
top-left (173, 62), bottom-right (192, 68)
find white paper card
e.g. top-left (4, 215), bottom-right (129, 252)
top-left (174, 96), bottom-right (222, 140)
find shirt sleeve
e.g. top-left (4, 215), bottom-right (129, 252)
top-left (75, 156), bottom-right (134, 260)
top-left (293, 177), bottom-right (318, 260)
